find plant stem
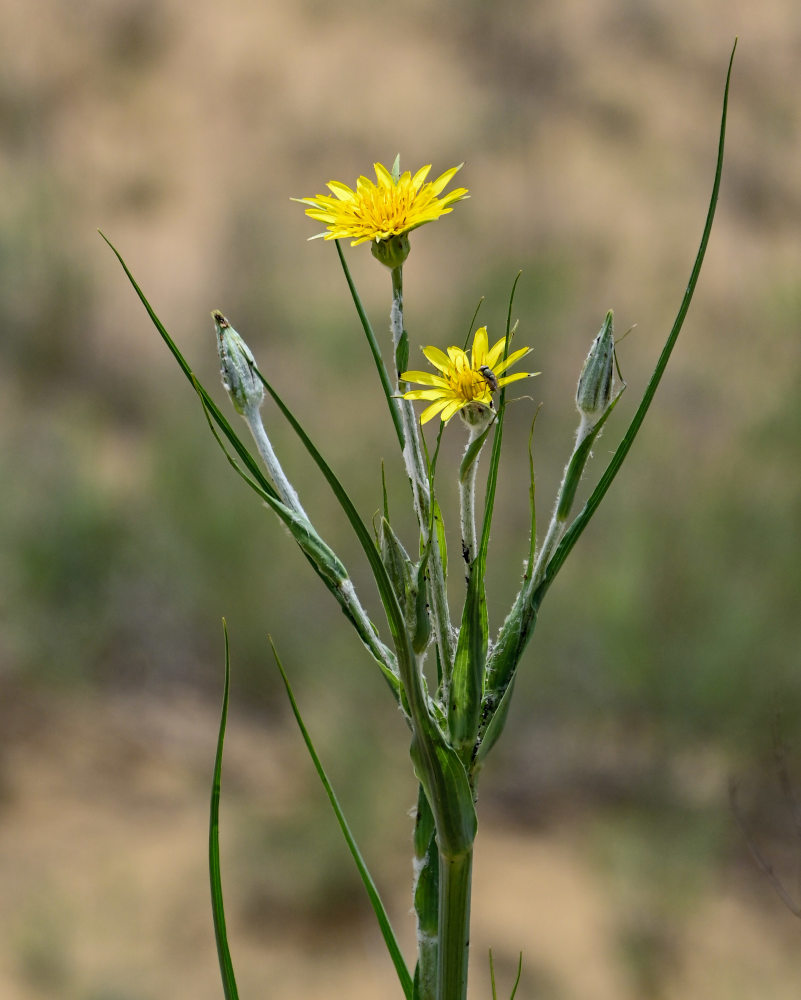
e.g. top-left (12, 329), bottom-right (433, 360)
top-left (437, 847), bottom-right (473, 1000)
top-left (459, 427), bottom-right (483, 568)
top-left (244, 403), bottom-right (306, 518)
top-left (391, 266), bottom-right (454, 677)
top-left (245, 404), bottom-right (398, 679)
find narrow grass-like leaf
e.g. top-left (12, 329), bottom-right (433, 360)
top-left (478, 271), bottom-right (522, 564)
top-left (488, 948), bottom-right (523, 1000)
top-left (271, 638), bottom-right (414, 1000)
top-left (475, 673), bottom-right (517, 769)
top-left (531, 40), bottom-right (736, 608)
top-left (489, 949), bottom-right (498, 1000)
top-left (526, 407), bottom-right (542, 569)
top-left (462, 296), bottom-right (485, 351)
top-left (100, 233), bottom-right (278, 501)
top-left (508, 953), bottom-right (523, 1000)
top-left (432, 496), bottom-right (448, 580)
top-left (458, 419), bottom-right (496, 485)
top-left (335, 239), bottom-right (404, 448)
top-left (448, 560), bottom-right (488, 760)
top-left (209, 621), bottom-right (239, 1000)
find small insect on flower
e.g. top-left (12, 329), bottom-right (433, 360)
top-left (401, 326), bottom-right (538, 426)
top-left (478, 364), bottom-right (500, 393)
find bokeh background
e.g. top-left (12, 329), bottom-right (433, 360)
top-left (2, 1), bottom-right (801, 997)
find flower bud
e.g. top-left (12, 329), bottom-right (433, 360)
top-left (213, 310), bottom-right (264, 415)
top-left (576, 310), bottom-right (615, 423)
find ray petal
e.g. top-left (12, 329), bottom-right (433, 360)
top-left (422, 345), bottom-right (454, 373)
top-left (420, 398), bottom-right (451, 424)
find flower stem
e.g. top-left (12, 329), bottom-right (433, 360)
top-left (530, 419), bottom-right (594, 587)
top-left (391, 266), bottom-right (454, 677)
top-left (459, 427), bottom-right (483, 568)
top-left (244, 403), bottom-right (306, 518)
top-left (244, 404), bottom-right (398, 680)
top-left (437, 847), bottom-right (473, 1000)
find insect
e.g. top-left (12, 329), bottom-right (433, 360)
top-left (478, 364), bottom-right (499, 393)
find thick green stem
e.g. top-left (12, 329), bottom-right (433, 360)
top-left (437, 848), bottom-right (473, 1000)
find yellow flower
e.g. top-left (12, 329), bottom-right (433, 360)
top-left (293, 161), bottom-right (468, 246)
top-left (401, 327), bottom-right (536, 425)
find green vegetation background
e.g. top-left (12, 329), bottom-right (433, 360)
top-left (2, 1), bottom-right (801, 998)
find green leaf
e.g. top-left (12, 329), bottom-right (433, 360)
top-left (475, 674), bottom-right (518, 769)
top-left (271, 639), bottom-right (414, 1000)
top-left (335, 239), bottom-right (405, 448)
top-left (412, 553), bottom-right (432, 655)
top-left (448, 559), bottom-right (488, 760)
top-left (100, 233), bottom-right (278, 502)
top-left (509, 953), bottom-right (523, 1000)
top-left (489, 948), bottom-right (522, 1000)
top-left (479, 271), bottom-right (522, 565)
top-left (432, 496), bottom-right (448, 580)
top-left (209, 621), bottom-right (239, 1000)
top-left (461, 297), bottom-right (485, 351)
top-left (526, 407), bottom-right (542, 569)
top-left (533, 39), bottom-right (737, 608)
top-left (458, 420), bottom-right (495, 485)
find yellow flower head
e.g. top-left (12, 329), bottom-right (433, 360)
top-left (401, 327), bottom-right (536, 425)
top-left (293, 161), bottom-right (468, 247)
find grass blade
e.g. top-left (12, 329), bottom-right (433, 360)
top-left (210, 621), bottom-right (240, 1000)
top-left (532, 40), bottom-right (737, 608)
top-left (271, 638), bottom-right (414, 1000)
top-left (100, 232), bottom-right (278, 500)
top-left (334, 239), bottom-right (405, 448)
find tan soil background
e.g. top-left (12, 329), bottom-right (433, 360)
top-left (2, 1), bottom-right (801, 998)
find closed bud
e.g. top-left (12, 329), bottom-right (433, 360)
top-left (576, 310), bottom-right (615, 423)
top-left (213, 310), bottom-right (264, 414)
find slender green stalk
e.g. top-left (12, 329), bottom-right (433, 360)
top-left (459, 426), bottom-right (484, 568)
top-left (238, 402), bottom-right (398, 682)
top-left (437, 848), bottom-right (473, 1000)
top-left (335, 239), bottom-right (405, 448)
top-left (391, 265), bottom-right (455, 677)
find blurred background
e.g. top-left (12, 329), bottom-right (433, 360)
top-left (2, 1), bottom-right (801, 997)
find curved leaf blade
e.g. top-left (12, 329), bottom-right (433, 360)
top-left (209, 621), bottom-right (239, 1000)
top-left (532, 40), bottom-right (737, 607)
top-left (271, 639), bottom-right (414, 1000)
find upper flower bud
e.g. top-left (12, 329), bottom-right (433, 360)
top-left (213, 310), bottom-right (264, 415)
top-left (576, 311), bottom-right (615, 424)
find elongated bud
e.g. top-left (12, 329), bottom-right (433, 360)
top-left (576, 310), bottom-right (614, 423)
top-left (213, 310), bottom-right (264, 414)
